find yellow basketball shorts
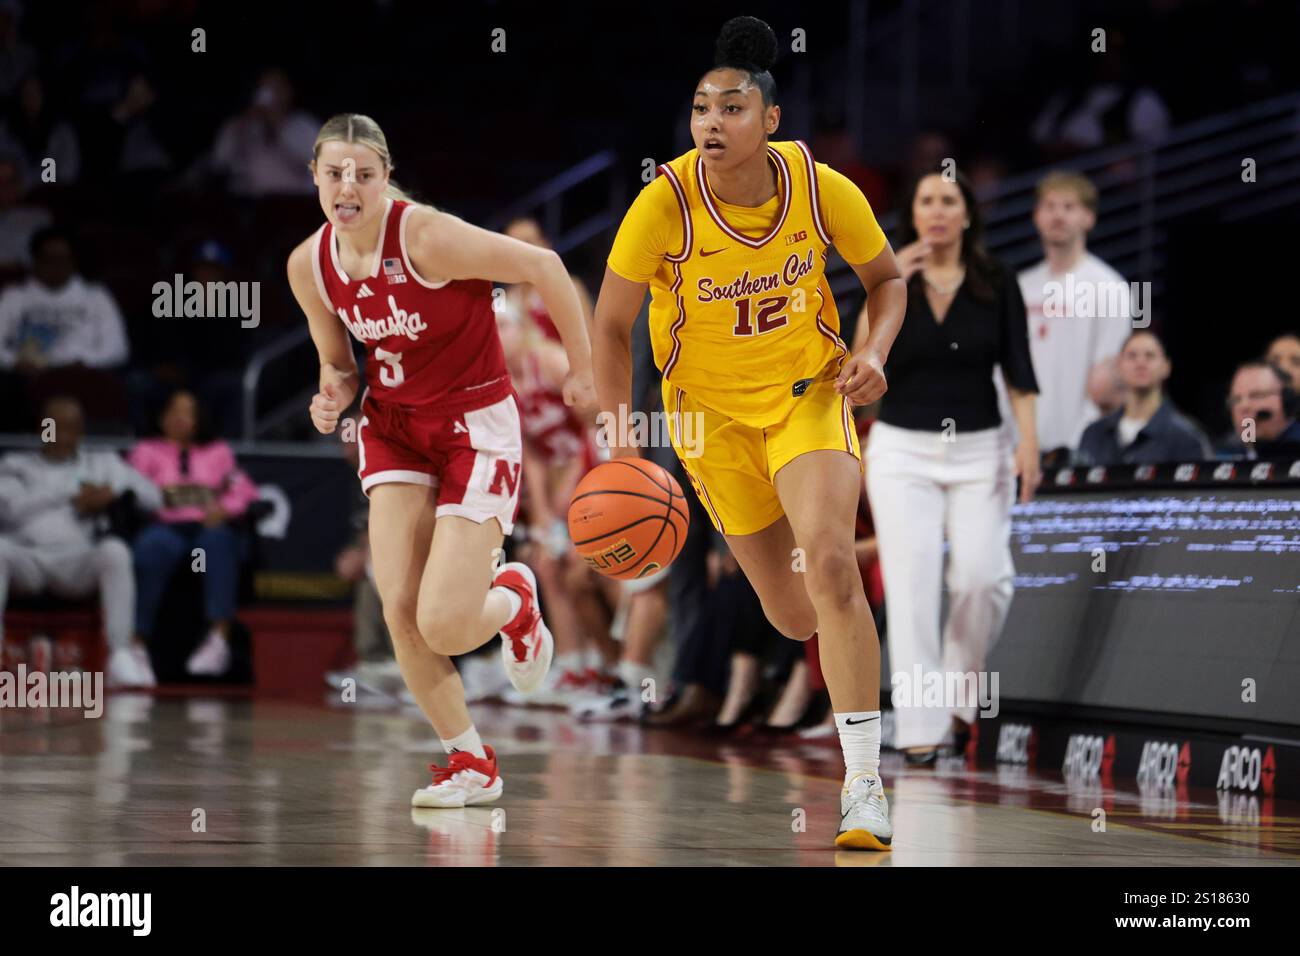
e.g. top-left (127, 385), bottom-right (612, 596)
top-left (661, 371), bottom-right (861, 536)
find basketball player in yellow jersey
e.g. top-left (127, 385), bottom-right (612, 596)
top-left (593, 16), bottom-right (906, 850)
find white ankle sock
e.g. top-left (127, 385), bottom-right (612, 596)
top-left (834, 711), bottom-right (881, 781)
top-left (492, 586), bottom-right (523, 624)
top-left (440, 725), bottom-right (487, 760)
top-left (617, 661), bottom-right (654, 694)
top-left (553, 651), bottom-right (584, 674)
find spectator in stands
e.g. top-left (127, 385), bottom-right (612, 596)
top-left (0, 226), bottom-right (129, 432)
top-left (1015, 171), bottom-right (1131, 456)
top-left (502, 217), bottom-right (597, 345)
top-left (128, 389), bottom-right (261, 677)
top-left (0, 73), bottom-right (80, 186)
top-left (0, 227), bottom-right (128, 371)
top-left (1032, 37), bottom-right (1171, 156)
top-left (0, 395), bottom-right (161, 687)
top-left (811, 108), bottom-right (890, 212)
top-left (898, 130), bottom-right (953, 197)
top-left (210, 68), bottom-right (319, 197)
top-left (0, 154), bottom-right (50, 273)
top-left (0, 1), bottom-right (36, 99)
top-left (53, 5), bottom-right (168, 177)
top-left (1221, 361), bottom-right (1300, 459)
top-left (1076, 330), bottom-right (1211, 466)
top-left (861, 168), bottom-right (1040, 765)
top-left (638, 444), bottom-right (728, 729)
top-left (1086, 355), bottom-right (1126, 418)
top-left (127, 238), bottom-right (246, 439)
top-left (571, 573), bottom-right (668, 722)
top-left (707, 548), bottom-right (818, 734)
top-left (1265, 333), bottom-right (1300, 392)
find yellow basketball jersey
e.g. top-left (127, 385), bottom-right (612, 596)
top-left (648, 140), bottom-right (847, 429)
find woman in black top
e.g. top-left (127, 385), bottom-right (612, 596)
top-left (854, 169), bottom-right (1040, 764)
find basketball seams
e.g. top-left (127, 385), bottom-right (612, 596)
top-left (572, 512), bottom-right (681, 548)
top-left (605, 457), bottom-right (675, 495)
top-left (613, 514), bottom-right (680, 580)
top-left (569, 460), bottom-right (689, 577)
top-left (569, 488), bottom-right (690, 525)
top-left (627, 472), bottom-right (675, 576)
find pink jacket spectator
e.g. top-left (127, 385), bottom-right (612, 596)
top-left (128, 439), bottom-right (261, 525)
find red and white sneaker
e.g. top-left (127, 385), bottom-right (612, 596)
top-left (411, 745), bottom-right (504, 808)
top-left (493, 561), bottom-right (554, 694)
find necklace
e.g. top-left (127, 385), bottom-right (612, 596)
top-left (923, 268), bottom-right (965, 296)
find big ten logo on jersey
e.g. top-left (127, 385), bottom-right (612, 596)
top-left (382, 257), bottom-right (407, 284)
top-left (784, 229), bottom-right (807, 245)
top-left (580, 539), bottom-right (638, 574)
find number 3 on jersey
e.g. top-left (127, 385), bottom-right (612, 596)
top-left (732, 295), bottom-right (789, 336)
top-left (375, 347), bottom-right (404, 387)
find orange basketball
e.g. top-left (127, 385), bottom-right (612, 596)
top-left (567, 459), bottom-right (690, 579)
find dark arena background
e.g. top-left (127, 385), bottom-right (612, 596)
top-left (0, 0), bottom-right (1297, 936)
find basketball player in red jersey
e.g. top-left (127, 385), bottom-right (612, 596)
top-left (502, 216), bottom-right (596, 345)
top-left (496, 306), bottom-right (621, 701)
top-left (285, 114), bottom-right (595, 808)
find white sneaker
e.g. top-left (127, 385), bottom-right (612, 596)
top-left (571, 685), bottom-right (642, 722)
top-left (411, 745), bottom-right (504, 808)
top-left (107, 646), bottom-right (157, 689)
top-left (492, 562), bottom-right (554, 694)
top-left (326, 660), bottom-right (405, 699)
top-left (186, 629), bottom-right (231, 676)
top-left (835, 771), bottom-right (893, 850)
top-left (502, 667), bottom-right (601, 707)
top-left (457, 653), bottom-right (512, 703)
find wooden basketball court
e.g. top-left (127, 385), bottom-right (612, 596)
top-left (1, 694), bottom-right (1296, 867)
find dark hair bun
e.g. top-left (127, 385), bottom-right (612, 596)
top-left (715, 16), bottom-right (778, 73)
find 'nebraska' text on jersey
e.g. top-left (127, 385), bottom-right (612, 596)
top-left (312, 198), bottom-right (512, 413)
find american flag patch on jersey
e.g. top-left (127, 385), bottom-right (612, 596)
top-left (382, 258), bottom-right (403, 275)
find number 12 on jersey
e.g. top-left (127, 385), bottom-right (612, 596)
top-left (732, 295), bottom-right (790, 336)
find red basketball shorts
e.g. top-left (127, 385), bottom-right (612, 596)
top-left (357, 391), bottom-right (523, 534)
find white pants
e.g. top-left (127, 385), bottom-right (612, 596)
top-left (0, 537), bottom-right (135, 651)
top-left (866, 421), bottom-right (1015, 749)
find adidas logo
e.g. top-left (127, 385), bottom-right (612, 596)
top-left (357, 283), bottom-right (374, 298)
top-left (453, 420), bottom-right (469, 434)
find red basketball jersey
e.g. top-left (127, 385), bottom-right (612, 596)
top-left (312, 198), bottom-right (512, 412)
top-left (515, 351), bottom-right (586, 463)
top-left (525, 293), bottom-right (563, 344)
